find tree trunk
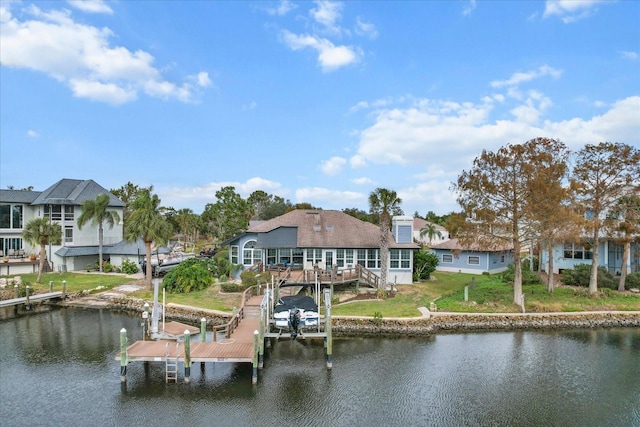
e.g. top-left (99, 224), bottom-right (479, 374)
top-left (513, 246), bottom-right (523, 306)
top-left (589, 229), bottom-right (600, 295)
top-left (36, 244), bottom-right (46, 284)
top-left (618, 241), bottom-right (630, 292)
top-left (547, 241), bottom-right (554, 293)
top-left (145, 241), bottom-right (153, 287)
top-left (98, 223), bottom-right (104, 273)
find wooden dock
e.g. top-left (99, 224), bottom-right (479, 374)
top-left (116, 284), bottom-right (333, 384)
top-left (0, 291), bottom-right (63, 308)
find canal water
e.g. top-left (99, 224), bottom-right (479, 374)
top-left (1, 307), bottom-right (639, 427)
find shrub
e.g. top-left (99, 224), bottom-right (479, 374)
top-left (163, 258), bottom-right (213, 293)
top-left (501, 262), bottom-right (542, 285)
top-left (622, 272), bottom-right (640, 290)
top-left (372, 311), bottom-right (383, 325)
top-left (561, 264), bottom-right (617, 289)
top-left (413, 250), bottom-right (439, 281)
top-left (240, 270), bottom-right (271, 287)
top-left (220, 282), bottom-right (243, 293)
top-left (120, 259), bottom-right (139, 275)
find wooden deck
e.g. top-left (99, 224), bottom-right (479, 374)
top-left (117, 315), bottom-right (261, 363)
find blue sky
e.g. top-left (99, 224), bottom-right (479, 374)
top-left (1, 0), bottom-right (639, 216)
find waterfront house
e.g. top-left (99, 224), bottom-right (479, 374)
top-left (430, 238), bottom-right (514, 275)
top-left (224, 210), bottom-right (420, 284)
top-left (413, 217), bottom-right (450, 246)
top-left (0, 178), bottom-right (127, 274)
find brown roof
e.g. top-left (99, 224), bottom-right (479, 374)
top-left (430, 237), bottom-right (513, 252)
top-left (249, 210), bottom-right (418, 249)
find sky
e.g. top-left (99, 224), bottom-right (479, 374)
top-left (1, 0), bottom-right (639, 217)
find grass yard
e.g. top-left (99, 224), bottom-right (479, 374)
top-left (3, 270), bottom-right (638, 316)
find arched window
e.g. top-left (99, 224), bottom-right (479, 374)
top-left (242, 240), bottom-right (262, 266)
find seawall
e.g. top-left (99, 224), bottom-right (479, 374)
top-left (57, 292), bottom-right (640, 336)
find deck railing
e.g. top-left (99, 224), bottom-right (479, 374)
top-left (212, 284), bottom-right (258, 341)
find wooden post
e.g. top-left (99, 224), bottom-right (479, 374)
top-left (14, 283), bottom-right (19, 299)
top-left (62, 280), bottom-right (67, 299)
top-left (25, 285), bottom-right (30, 308)
top-left (200, 317), bottom-right (207, 342)
top-left (120, 328), bottom-right (127, 383)
top-left (252, 330), bottom-right (259, 384)
top-left (258, 306), bottom-right (265, 369)
top-left (324, 288), bottom-right (333, 370)
top-left (184, 330), bottom-right (191, 384)
top-left (464, 285), bottom-right (469, 302)
top-left (49, 280), bottom-right (53, 292)
top-left (142, 303), bottom-right (150, 340)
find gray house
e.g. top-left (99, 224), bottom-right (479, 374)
top-left (225, 210), bottom-right (419, 284)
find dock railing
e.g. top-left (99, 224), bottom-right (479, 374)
top-left (212, 284), bottom-right (258, 341)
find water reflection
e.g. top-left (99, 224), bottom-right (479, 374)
top-left (1, 308), bottom-right (639, 427)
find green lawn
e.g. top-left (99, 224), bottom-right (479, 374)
top-left (4, 271), bottom-right (639, 316)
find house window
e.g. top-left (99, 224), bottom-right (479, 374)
top-left (242, 240), bottom-right (261, 266)
top-left (230, 246), bottom-right (239, 264)
top-left (306, 248), bottom-right (322, 265)
top-left (468, 256), bottom-right (480, 265)
top-left (563, 243), bottom-right (593, 260)
top-left (0, 205), bottom-right (23, 229)
top-left (390, 249), bottom-right (411, 269)
top-left (336, 249), bottom-right (355, 267)
top-left (442, 254), bottom-right (453, 263)
top-left (44, 205), bottom-right (63, 221)
top-left (267, 249), bottom-right (277, 266)
top-left (65, 226), bottom-right (73, 243)
top-left (64, 206), bottom-right (74, 221)
top-left (367, 249), bottom-right (377, 268)
top-left (501, 255), bottom-right (505, 263)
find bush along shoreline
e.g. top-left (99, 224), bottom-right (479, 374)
top-left (53, 292), bottom-right (640, 337)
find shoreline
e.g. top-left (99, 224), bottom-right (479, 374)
top-left (53, 291), bottom-right (640, 336)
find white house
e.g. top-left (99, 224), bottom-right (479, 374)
top-left (0, 178), bottom-right (134, 273)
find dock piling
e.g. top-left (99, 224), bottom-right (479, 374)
top-left (62, 280), bottom-right (66, 299)
top-left (184, 330), bottom-right (191, 384)
top-left (252, 330), bottom-right (259, 384)
top-left (200, 317), bottom-right (206, 342)
top-left (324, 288), bottom-right (333, 370)
top-left (120, 328), bottom-right (127, 383)
top-left (49, 281), bottom-right (53, 292)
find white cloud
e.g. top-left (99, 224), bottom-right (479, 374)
top-left (462, 0), bottom-right (476, 16)
top-left (296, 187), bottom-right (364, 207)
top-left (351, 176), bottom-right (374, 185)
top-left (490, 65), bottom-right (562, 88)
top-left (619, 51), bottom-right (638, 61)
top-left (310, 1), bottom-right (344, 35)
top-left (349, 154), bottom-right (367, 168)
top-left (0, 4), bottom-right (209, 104)
top-left (266, 0), bottom-right (297, 16)
top-left (281, 30), bottom-right (360, 71)
top-left (195, 72), bottom-right (212, 87)
top-left (355, 17), bottom-right (378, 39)
top-left (543, 0), bottom-right (606, 23)
top-left (399, 180), bottom-right (459, 215)
top-left (27, 130), bottom-right (39, 138)
top-left (353, 94), bottom-right (639, 173)
top-left (320, 156), bottom-right (347, 175)
top-left (67, 0), bottom-right (113, 15)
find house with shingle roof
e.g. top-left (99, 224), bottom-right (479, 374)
top-left (430, 238), bottom-right (514, 275)
top-left (225, 210), bottom-right (420, 284)
top-left (1, 178), bottom-right (128, 273)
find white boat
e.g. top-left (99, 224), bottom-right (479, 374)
top-left (274, 295), bottom-right (319, 339)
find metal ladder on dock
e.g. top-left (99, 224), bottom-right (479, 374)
top-left (165, 342), bottom-right (180, 383)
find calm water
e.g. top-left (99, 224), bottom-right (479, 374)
top-left (1, 307), bottom-right (639, 427)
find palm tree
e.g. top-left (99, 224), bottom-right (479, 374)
top-left (419, 222), bottom-right (442, 246)
top-left (22, 217), bottom-right (62, 283)
top-left (77, 194), bottom-right (121, 273)
top-left (124, 190), bottom-right (173, 286)
top-left (368, 188), bottom-right (403, 289)
top-left (175, 208), bottom-right (195, 247)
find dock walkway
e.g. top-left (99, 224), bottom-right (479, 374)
top-left (0, 291), bottom-right (63, 308)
